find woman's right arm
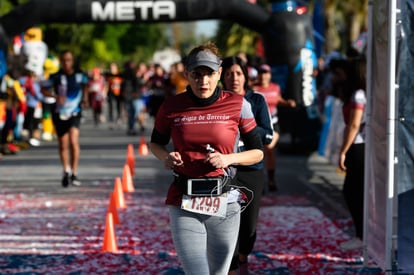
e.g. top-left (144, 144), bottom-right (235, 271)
top-left (338, 107), bottom-right (364, 170)
top-left (150, 142), bottom-right (170, 162)
top-left (150, 141), bottom-right (184, 169)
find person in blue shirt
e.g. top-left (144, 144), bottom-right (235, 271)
top-left (49, 50), bottom-right (88, 187)
top-left (20, 67), bottom-right (43, 147)
top-left (221, 56), bottom-right (274, 275)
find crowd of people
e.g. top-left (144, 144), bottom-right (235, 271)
top-left (1, 37), bottom-right (367, 273)
top-left (84, 59), bottom-right (190, 133)
top-left (0, 53), bottom-right (189, 156)
top-left (0, 47), bottom-right (190, 186)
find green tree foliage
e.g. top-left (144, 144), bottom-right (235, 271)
top-left (43, 23), bottom-right (168, 70)
top-left (170, 22), bottom-right (198, 57)
top-left (43, 24), bottom-right (95, 63)
top-left (1, 0), bottom-right (170, 70)
top-left (121, 23), bottom-right (168, 60)
top-left (214, 0), bottom-right (268, 58)
top-left (302, 0), bottom-right (368, 54)
top-left (0, 1), bottom-right (14, 13)
top-left (215, 21), bottom-right (259, 58)
top-left (0, 0), bottom-right (29, 14)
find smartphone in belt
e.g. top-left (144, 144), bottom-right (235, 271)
top-left (187, 178), bottom-right (223, 196)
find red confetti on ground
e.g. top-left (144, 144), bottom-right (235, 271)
top-left (0, 186), bottom-right (384, 274)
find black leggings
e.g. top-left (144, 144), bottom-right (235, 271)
top-left (23, 106), bottom-right (40, 138)
top-left (343, 143), bottom-right (365, 239)
top-left (107, 92), bottom-right (123, 122)
top-left (230, 168), bottom-right (264, 270)
top-left (1, 109), bottom-right (16, 144)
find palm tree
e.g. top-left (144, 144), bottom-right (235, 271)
top-left (215, 0), bottom-right (267, 57)
top-left (322, 0), bottom-right (368, 53)
top-left (216, 21), bottom-right (260, 57)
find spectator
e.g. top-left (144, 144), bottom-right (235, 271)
top-left (221, 56), bottom-right (274, 275)
top-left (106, 62), bottom-right (123, 128)
top-left (147, 63), bottom-right (167, 117)
top-left (87, 67), bottom-right (107, 126)
top-left (169, 61), bottom-right (188, 95)
top-left (254, 64), bottom-right (296, 191)
top-left (0, 53), bottom-right (27, 155)
top-left (134, 62), bottom-right (149, 133)
top-left (20, 65), bottom-right (44, 146)
top-left (122, 61), bottom-right (147, 135)
top-left (331, 57), bottom-right (367, 250)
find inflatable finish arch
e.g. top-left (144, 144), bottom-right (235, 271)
top-left (0, 0), bottom-right (318, 144)
top-left (0, 0), bottom-right (269, 38)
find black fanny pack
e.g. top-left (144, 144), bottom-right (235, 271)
top-left (173, 174), bottom-right (231, 196)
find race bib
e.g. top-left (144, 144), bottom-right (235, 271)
top-left (58, 92), bottom-right (82, 119)
top-left (181, 194), bottom-right (228, 217)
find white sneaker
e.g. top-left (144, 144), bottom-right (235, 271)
top-left (29, 138), bottom-right (41, 147)
top-left (42, 132), bottom-right (53, 141)
top-left (71, 174), bottom-right (82, 186)
top-left (340, 238), bottom-right (363, 250)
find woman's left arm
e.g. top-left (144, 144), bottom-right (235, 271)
top-left (255, 94), bottom-right (275, 147)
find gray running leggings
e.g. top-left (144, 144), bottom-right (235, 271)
top-left (168, 203), bottom-right (240, 275)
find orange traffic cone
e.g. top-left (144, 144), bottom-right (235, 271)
top-left (126, 144), bottom-right (135, 176)
top-left (113, 177), bottom-right (126, 209)
top-left (138, 135), bottom-right (149, 156)
top-left (102, 212), bottom-right (118, 252)
top-left (107, 192), bottom-right (120, 225)
top-left (122, 164), bottom-right (135, 193)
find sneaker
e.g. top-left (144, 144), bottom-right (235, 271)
top-left (29, 138), bottom-right (41, 147)
top-left (62, 172), bottom-right (70, 188)
top-left (340, 238), bottom-right (363, 250)
top-left (42, 132), bottom-right (53, 141)
top-left (71, 174), bottom-right (82, 186)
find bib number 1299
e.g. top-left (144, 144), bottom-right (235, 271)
top-left (181, 194), bottom-right (228, 217)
